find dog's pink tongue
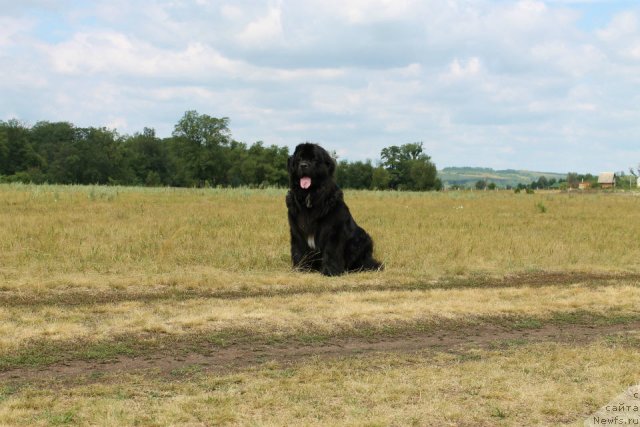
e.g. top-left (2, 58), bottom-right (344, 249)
top-left (300, 177), bottom-right (312, 189)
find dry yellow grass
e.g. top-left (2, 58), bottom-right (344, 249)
top-left (1, 283), bottom-right (639, 352)
top-left (1, 184), bottom-right (639, 426)
top-left (2, 184), bottom-right (640, 294)
top-left (1, 340), bottom-right (639, 426)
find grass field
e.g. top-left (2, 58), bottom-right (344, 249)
top-left (1, 183), bottom-right (639, 425)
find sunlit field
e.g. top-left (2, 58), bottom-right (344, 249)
top-left (1, 184), bottom-right (639, 425)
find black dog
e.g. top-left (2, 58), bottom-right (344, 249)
top-left (286, 143), bottom-right (382, 276)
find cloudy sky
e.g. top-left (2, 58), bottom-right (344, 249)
top-left (2, 0), bottom-right (640, 173)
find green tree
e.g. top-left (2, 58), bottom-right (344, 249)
top-left (407, 159), bottom-right (441, 191)
top-left (170, 111), bottom-right (232, 186)
top-left (336, 160), bottom-right (374, 189)
top-left (29, 121), bottom-right (76, 182)
top-left (224, 140), bottom-right (249, 186)
top-left (371, 166), bottom-right (391, 190)
top-left (630, 165), bottom-right (639, 190)
top-left (172, 110), bottom-right (231, 147)
top-left (566, 172), bottom-right (579, 189)
top-left (615, 171), bottom-right (638, 190)
top-left (145, 171), bottom-right (162, 186)
top-left (0, 120), bottom-right (45, 178)
top-left (380, 144), bottom-right (409, 188)
top-left (123, 128), bottom-right (169, 186)
top-left (250, 142), bottom-right (289, 187)
top-left (0, 126), bottom-right (9, 174)
top-left (475, 180), bottom-right (487, 190)
top-left (380, 142), bottom-right (439, 190)
top-left (536, 176), bottom-right (548, 189)
top-left (71, 127), bottom-right (125, 184)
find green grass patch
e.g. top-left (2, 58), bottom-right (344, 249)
top-left (603, 333), bottom-right (640, 347)
top-left (42, 410), bottom-right (77, 426)
top-left (549, 310), bottom-right (640, 326)
top-left (0, 385), bottom-right (18, 403)
top-left (489, 338), bottom-right (530, 349)
top-left (295, 333), bottom-right (332, 345)
top-left (170, 364), bottom-right (204, 378)
top-left (81, 342), bottom-right (136, 360)
top-left (511, 318), bottom-right (544, 330)
top-left (2, 312), bottom-right (639, 372)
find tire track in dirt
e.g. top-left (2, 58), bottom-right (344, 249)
top-left (2, 318), bottom-right (639, 385)
top-left (2, 271), bottom-right (639, 307)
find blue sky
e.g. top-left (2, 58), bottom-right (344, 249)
top-left (2, 0), bottom-right (640, 173)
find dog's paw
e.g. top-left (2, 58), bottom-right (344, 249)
top-left (321, 265), bottom-right (343, 276)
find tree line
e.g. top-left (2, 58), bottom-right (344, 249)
top-left (0, 111), bottom-right (441, 191)
top-left (474, 172), bottom-right (637, 191)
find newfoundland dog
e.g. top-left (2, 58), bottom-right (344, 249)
top-left (286, 143), bottom-right (382, 276)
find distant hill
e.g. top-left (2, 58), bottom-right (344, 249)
top-left (438, 167), bottom-right (566, 188)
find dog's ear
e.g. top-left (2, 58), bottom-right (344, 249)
top-left (287, 155), bottom-right (294, 173)
top-left (327, 155), bottom-right (336, 176)
top-left (319, 147), bottom-right (336, 176)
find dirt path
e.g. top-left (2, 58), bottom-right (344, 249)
top-left (2, 271), bottom-right (639, 308)
top-left (3, 319), bottom-right (638, 385)
top-left (3, 271), bottom-right (638, 385)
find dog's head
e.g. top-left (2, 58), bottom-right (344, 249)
top-left (288, 143), bottom-right (336, 190)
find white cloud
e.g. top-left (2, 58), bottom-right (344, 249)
top-left (530, 42), bottom-right (605, 77)
top-left (327, 0), bottom-right (416, 24)
top-left (237, 3), bottom-right (284, 47)
top-left (0, 16), bottom-right (34, 47)
top-left (627, 43), bottom-right (640, 59)
top-left (2, 0), bottom-right (640, 172)
top-left (597, 11), bottom-right (638, 41)
top-left (444, 57), bottom-right (482, 81)
top-left (46, 31), bottom-right (245, 78)
top-left (220, 4), bottom-right (244, 20)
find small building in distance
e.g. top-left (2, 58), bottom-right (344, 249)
top-left (598, 172), bottom-right (616, 189)
top-left (578, 179), bottom-right (591, 190)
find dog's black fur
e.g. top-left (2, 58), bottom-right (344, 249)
top-left (285, 143), bottom-right (382, 276)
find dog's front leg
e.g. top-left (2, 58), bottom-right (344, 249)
top-left (290, 232), bottom-right (309, 268)
top-left (290, 226), bottom-right (322, 271)
top-left (320, 239), bottom-right (346, 276)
